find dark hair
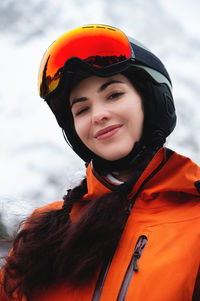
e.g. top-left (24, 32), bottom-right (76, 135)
top-left (1, 145), bottom-right (157, 300)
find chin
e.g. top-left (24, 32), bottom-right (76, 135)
top-left (99, 148), bottom-right (133, 162)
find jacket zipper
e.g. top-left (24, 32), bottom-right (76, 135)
top-left (117, 235), bottom-right (148, 301)
top-left (91, 152), bottom-right (168, 301)
top-left (92, 256), bottom-right (112, 301)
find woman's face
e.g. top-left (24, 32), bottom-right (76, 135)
top-left (70, 74), bottom-right (144, 161)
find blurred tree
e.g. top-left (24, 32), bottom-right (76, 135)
top-left (0, 213), bottom-right (11, 259)
top-left (0, 213), bottom-right (9, 239)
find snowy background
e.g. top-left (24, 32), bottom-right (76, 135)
top-left (0, 0), bottom-right (200, 238)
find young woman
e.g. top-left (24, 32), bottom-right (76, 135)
top-left (1, 24), bottom-right (200, 301)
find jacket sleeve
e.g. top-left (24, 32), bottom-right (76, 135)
top-left (0, 202), bottom-right (63, 301)
top-left (0, 209), bottom-right (38, 301)
top-left (0, 268), bottom-right (11, 301)
top-left (0, 251), bottom-right (25, 301)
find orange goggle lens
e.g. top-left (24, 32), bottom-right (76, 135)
top-left (38, 25), bottom-right (132, 99)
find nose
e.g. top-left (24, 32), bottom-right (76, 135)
top-left (92, 106), bottom-right (111, 124)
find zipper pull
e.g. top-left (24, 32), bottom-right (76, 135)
top-left (117, 235), bottom-right (148, 301)
top-left (132, 235), bottom-right (147, 272)
top-left (132, 247), bottom-right (140, 271)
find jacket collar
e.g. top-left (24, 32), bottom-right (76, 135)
top-left (82, 147), bottom-right (200, 202)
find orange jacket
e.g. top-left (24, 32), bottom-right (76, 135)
top-left (1, 147), bottom-right (200, 301)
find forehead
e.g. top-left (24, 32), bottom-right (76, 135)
top-left (70, 73), bottom-right (131, 98)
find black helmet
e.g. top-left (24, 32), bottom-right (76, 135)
top-left (38, 24), bottom-right (176, 163)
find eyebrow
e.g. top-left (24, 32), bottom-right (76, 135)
top-left (70, 80), bottom-right (124, 109)
top-left (97, 80), bottom-right (124, 92)
top-left (70, 97), bottom-right (87, 109)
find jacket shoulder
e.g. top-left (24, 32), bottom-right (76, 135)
top-left (34, 200), bottom-right (64, 213)
top-left (24, 201), bottom-right (64, 225)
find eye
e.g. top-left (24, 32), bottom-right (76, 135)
top-left (108, 92), bottom-right (124, 100)
top-left (74, 107), bottom-right (89, 117)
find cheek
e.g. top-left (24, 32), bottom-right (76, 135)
top-left (136, 103), bottom-right (144, 124)
top-left (74, 118), bottom-right (89, 142)
top-left (74, 120), bottom-right (82, 138)
top-left (128, 102), bottom-right (144, 135)
top-left (136, 106), bottom-right (144, 136)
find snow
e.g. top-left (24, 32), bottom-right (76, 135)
top-left (0, 0), bottom-right (200, 233)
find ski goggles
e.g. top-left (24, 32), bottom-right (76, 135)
top-left (38, 25), bottom-right (133, 99)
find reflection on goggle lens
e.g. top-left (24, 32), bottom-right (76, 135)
top-left (38, 25), bottom-right (132, 99)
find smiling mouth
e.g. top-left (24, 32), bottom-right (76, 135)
top-left (95, 124), bottom-right (123, 140)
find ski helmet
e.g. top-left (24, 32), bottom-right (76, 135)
top-left (38, 24), bottom-right (176, 163)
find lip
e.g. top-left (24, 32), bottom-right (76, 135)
top-left (94, 124), bottom-right (123, 140)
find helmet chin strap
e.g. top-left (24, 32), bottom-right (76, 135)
top-left (93, 141), bottom-right (147, 173)
top-left (92, 130), bottom-right (166, 173)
